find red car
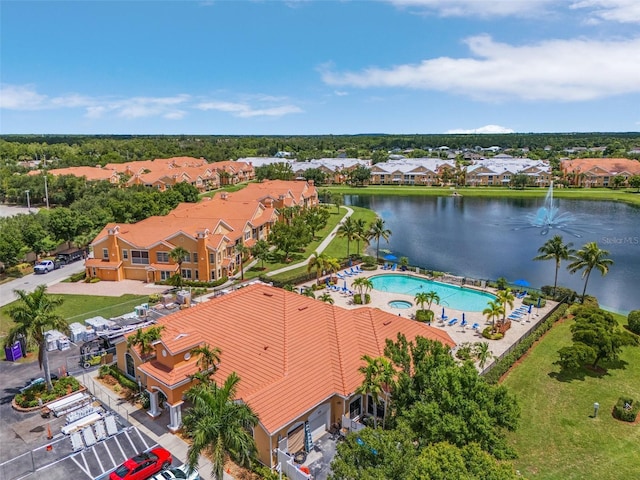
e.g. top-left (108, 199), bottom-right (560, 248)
top-left (110, 448), bottom-right (172, 480)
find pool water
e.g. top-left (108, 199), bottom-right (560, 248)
top-left (388, 300), bottom-right (413, 309)
top-left (370, 274), bottom-right (496, 312)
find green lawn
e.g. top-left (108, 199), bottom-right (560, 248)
top-left (502, 313), bottom-right (640, 480)
top-left (0, 293), bottom-right (149, 338)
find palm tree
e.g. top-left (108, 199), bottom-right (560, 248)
top-left (355, 355), bottom-right (395, 429)
top-left (307, 251), bottom-right (330, 284)
top-left (533, 235), bottom-right (574, 296)
top-left (190, 344), bottom-right (222, 379)
top-left (184, 372), bottom-right (259, 480)
top-left (414, 292), bottom-right (429, 312)
top-left (567, 241), bottom-right (614, 303)
top-left (337, 216), bottom-right (358, 258)
top-left (424, 290), bottom-right (440, 312)
top-left (5, 286), bottom-right (67, 392)
top-left (353, 218), bottom-right (369, 257)
top-left (301, 288), bottom-right (316, 299)
top-left (169, 245), bottom-right (190, 280)
top-left (495, 288), bottom-right (515, 325)
top-left (127, 325), bottom-right (165, 360)
top-left (318, 293), bottom-right (335, 304)
top-left (235, 242), bottom-right (249, 282)
top-left (474, 342), bottom-right (494, 369)
top-left (352, 277), bottom-right (373, 304)
top-left (483, 300), bottom-right (505, 333)
top-left (368, 217), bottom-right (392, 262)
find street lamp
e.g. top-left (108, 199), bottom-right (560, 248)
top-left (25, 190), bottom-right (31, 212)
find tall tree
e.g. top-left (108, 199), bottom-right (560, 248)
top-left (250, 239), bottom-right (270, 270)
top-left (337, 216), bottom-right (358, 258)
top-left (368, 217), bottom-right (392, 262)
top-left (483, 300), bottom-right (505, 333)
top-left (169, 245), bottom-right (190, 276)
top-left (567, 241), bottom-right (613, 303)
top-left (184, 372), bottom-right (259, 480)
top-left (352, 277), bottom-right (373, 304)
top-left (533, 235), bottom-right (574, 297)
top-left (5, 286), bottom-right (68, 391)
top-left (190, 343), bottom-right (222, 382)
top-left (355, 355), bottom-right (395, 429)
top-left (353, 218), bottom-right (369, 257)
top-left (307, 251), bottom-right (330, 284)
top-left (235, 242), bottom-right (249, 282)
top-left (495, 288), bottom-right (515, 325)
top-left (127, 325), bottom-right (165, 360)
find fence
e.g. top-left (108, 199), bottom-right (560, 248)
top-left (76, 370), bottom-right (133, 425)
top-left (479, 301), bottom-right (566, 377)
top-left (0, 435), bottom-right (70, 480)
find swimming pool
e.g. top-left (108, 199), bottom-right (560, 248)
top-left (370, 274), bottom-right (496, 312)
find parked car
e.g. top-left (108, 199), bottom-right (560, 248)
top-left (110, 448), bottom-right (172, 480)
top-left (149, 464), bottom-right (200, 480)
top-left (55, 248), bottom-right (85, 264)
top-left (34, 260), bottom-right (57, 274)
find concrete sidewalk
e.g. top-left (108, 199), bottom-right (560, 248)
top-left (82, 369), bottom-right (234, 480)
top-left (266, 206), bottom-right (353, 277)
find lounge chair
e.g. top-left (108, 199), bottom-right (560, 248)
top-left (391, 263), bottom-right (397, 271)
top-left (471, 322), bottom-right (480, 330)
top-left (460, 319), bottom-right (468, 329)
top-left (348, 267), bottom-right (358, 276)
top-left (447, 318), bottom-right (458, 326)
top-left (336, 272), bottom-right (346, 280)
top-left (354, 265), bottom-right (363, 273)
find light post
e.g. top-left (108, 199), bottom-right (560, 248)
top-left (25, 190), bottom-right (31, 212)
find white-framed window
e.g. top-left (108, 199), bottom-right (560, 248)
top-left (131, 250), bottom-right (149, 265)
top-left (194, 270), bottom-right (199, 280)
top-left (183, 253), bottom-right (191, 263)
top-left (156, 251), bottom-right (169, 263)
top-left (102, 248), bottom-right (109, 260)
top-left (181, 269), bottom-right (192, 279)
top-left (160, 271), bottom-right (172, 280)
top-left (244, 231), bottom-right (251, 240)
top-left (122, 249), bottom-right (129, 260)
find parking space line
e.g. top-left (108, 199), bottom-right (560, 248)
top-left (134, 427), bottom-right (150, 451)
top-left (101, 439), bottom-right (117, 469)
top-left (92, 444), bottom-right (105, 474)
top-left (70, 452), bottom-right (93, 479)
top-left (123, 429), bottom-right (137, 452)
top-left (113, 434), bottom-right (127, 461)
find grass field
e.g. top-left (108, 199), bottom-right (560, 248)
top-left (0, 293), bottom-right (149, 338)
top-left (502, 313), bottom-right (640, 480)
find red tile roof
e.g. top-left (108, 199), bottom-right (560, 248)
top-left (139, 283), bottom-right (454, 433)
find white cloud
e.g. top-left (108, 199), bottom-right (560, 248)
top-left (0, 84), bottom-right (48, 109)
top-left (446, 124), bottom-right (514, 134)
top-left (570, 0), bottom-right (640, 24)
top-left (321, 35), bottom-right (640, 102)
top-left (196, 100), bottom-right (302, 118)
top-left (116, 95), bottom-right (190, 119)
top-left (388, 0), bottom-right (553, 18)
top-left (334, 91), bottom-right (349, 96)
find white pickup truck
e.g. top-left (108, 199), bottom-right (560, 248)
top-left (34, 260), bottom-right (57, 274)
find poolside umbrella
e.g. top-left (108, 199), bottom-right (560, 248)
top-left (528, 304), bottom-right (532, 314)
top-left (343, 280), bottom-right (348, 291)
top-left (537, 297), bottom-right (541, 308)
top-left (442, 307), bottom-right (446, 318)
top-left (513, 279), bottom-right (530, 288)
top-left (462, 312), bottom-right (466, 322)
top-left (383, 254), bottom-right (398, 261)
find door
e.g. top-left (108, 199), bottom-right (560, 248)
top-left (308, 405), bottom-right (329, 441)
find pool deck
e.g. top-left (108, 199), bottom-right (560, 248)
top-left (299, 267), bottom-right (557, 368)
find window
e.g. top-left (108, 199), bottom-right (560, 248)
top-left (160, 271), bottom-right (172, 280)
top-left (194, 270), bottom-right (199, 280)
top-left (156, 252), bottom-right (169, 263)
top-left (367, 395), bottom-right (385, 418)
top-left (182, 253), bottom-right (191, 263)
top-left (122, 249), bottom-right (128, 260)
top-left (102, 248), bottom-right (109, 260)
top-left (125, 353), bottom-right (135, 378)
top-left (244, 231), bottom-right (251, 240)
top-left (192, 252), bottom-right (198, 263)
top-left (181, 269), bottom-right (192, 279)
top-left (349, 397), bottom-right (361, 418)
top-left (210, 271), bottom-right (216, 280)
top-left (131, 250), bottom-right (149, 265)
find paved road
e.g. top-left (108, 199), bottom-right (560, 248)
top-left (1, 261), bottom-right (86, 307)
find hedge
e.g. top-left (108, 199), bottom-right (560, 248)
top-left (612, 397), bottom-right (640, 422)
top-left (483, 304), bottom-right (569, 384)
top-left (99, 364), bottom-right (139, 391)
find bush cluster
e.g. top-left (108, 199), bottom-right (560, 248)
top-left (14, 376), bottom-right (82, 408)
top-left (612, 397), bottom-right (640, 422)
top-left (522, 296), bottom-right (546, 308)
top-left (99, 364), bottom-right (139, 391)
top-left (415, 309), bottom-right (434, 322)
top-left (352, 293), bottom-right (371, 305)
top-left (68, 271), bottom-right (86, 282)
top-left (481, 327), bottom-right (504, 340)
top-left (627, 310), bottom-right (640, 335)
top-left (483, 304), bottom-right (569, 384)
top-left (158, 277), bottom-right (228, 288)
top-left (541, 285), bottom-right (578, 303)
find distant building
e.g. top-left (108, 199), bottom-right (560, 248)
top-left (561, 158), bottom-right (640, 187)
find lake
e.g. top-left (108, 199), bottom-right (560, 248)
top-left (344, 194), bottom-right (640, 314)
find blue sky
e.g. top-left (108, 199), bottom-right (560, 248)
top-left (1, 0), bottom-right (639, 135)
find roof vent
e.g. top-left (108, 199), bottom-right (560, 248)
top-left (263, 292), bottom-right (273, 297)
top-left (298, 306), bottom-right (308, 311)
top-left (383, 320), bottom-right (392, 326)
top-left (175, 333), bottom-right (189, 340)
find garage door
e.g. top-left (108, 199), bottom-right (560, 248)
top-left (308, 405), bottom-right (329, 441)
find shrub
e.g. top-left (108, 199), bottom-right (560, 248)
top-left (612, 397), bottom-right (640, 422)
top-left (581, 295), bottom-right (599, 309)
top-left (481, 327), bottom-right (504, 340)
top-left (455, 343), bottom-right (474, 361)
top-left (361, 255), bottom-right (377, 267)
top-left (68, 271), bottom-right (86, 282)
top-left (483, 304), bottom-right (569, 384)
top-left (352, 293), bottom-right (371, 305)
top-left (89, 277), bottom-right (101, 283)
top-left (5, 266), bottom-right (24, 278)
top-left (541, 285), bottom-right (577, 303)
top-left (415, 309), bottom-right (434, 323)
top-left (148, 293), bottom-right (162, 304)
top-left (523, 296), bottom-right (546, 308)
top-left (100, 364), bottom-right (139, 391)
top-left (628, 310), bottom-right (640, 335)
